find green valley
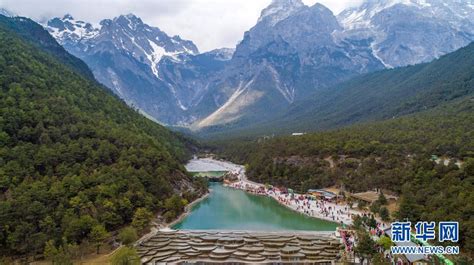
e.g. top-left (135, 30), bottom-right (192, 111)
top-left (212, 97), bottom-right (474, 257)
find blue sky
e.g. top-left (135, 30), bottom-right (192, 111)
top-left (0, 0), bottom-right (364, 52)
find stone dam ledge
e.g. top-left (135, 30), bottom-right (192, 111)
top-left (137, 230), bottom-right (343, 264)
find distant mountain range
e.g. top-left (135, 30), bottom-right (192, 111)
top-left (38, 0), bottom-right (474, 131)
top-left (216, 40), bottom-right (474, 138)
top-left (45, 14), bottom-right (202, 125)
top-left (338, 0), bottom-right (474, 67)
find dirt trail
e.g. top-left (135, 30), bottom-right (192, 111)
top-left (324, 156), bottom-right (335, 168)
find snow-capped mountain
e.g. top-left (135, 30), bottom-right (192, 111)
top-left (192, 0), bottom-right (384, 129)
top-left (47, 14), bottom-right (99, 44)
top-left (47, 14), bottom-right (198, 79)
top-left (42, 0), bottom-right (474, 130)
top-left (258, 0), bottom-right (305, 26)
top-left (45, 14), bottom-right (206, 124)
top-left (192, 0), bottom-right (474, 131)
top-left (337, 0), bottom-right (474, 67)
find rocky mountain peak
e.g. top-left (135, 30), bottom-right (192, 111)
top-left (43, 13), bottom-right (202, 122)
top-left (46, 14), bottom-right (99, 45)
top-left (62, 14), bottom-right (74, 20)
top-left (113, 13), bottom-right (144, 30)
top-left (337, 0), bottom-right (474, 68)
top-left (235, 0), bottom-right (341, 59)
top-left (258, 0), bottom-right (305, 26)
top-left (339, 0), bottom-right (474, 30)
top-left (309, 2), bottom-right (332, 11)
top-left (207, 48), bottom-right (235, 61)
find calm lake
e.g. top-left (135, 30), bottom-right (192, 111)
top-left (172, 182), bottom-right (338, 231)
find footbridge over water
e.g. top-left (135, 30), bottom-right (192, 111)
top-left (137, 230), bottom-right (344, 264)
top-left (184, 157), bottom-right (243, 182)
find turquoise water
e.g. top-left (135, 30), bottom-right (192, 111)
top-left (172, 183), bottom-right (338, 231)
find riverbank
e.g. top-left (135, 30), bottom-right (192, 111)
top-left (167, 190), bottom-right (211, 229)
top-left (226, 180), bottom-right (357, 226)
top-left (225, 184), bottom-right (340, 225)
top-left (136, 189), bottom-right (211, 249)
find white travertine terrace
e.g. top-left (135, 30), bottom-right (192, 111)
top-left (137, 230), bottom-right (342, 264)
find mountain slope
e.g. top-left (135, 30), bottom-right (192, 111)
top-left (0, 18), bottom-right (203, 257)
top-left (42, 0), bottom-right (474, 130)
top-left (190, 0), bottom-right (384, 130)
top-left (337, 0), bottom-right (474, 67)
top-left (45, 14), bottom-right (221, 125)
top-left (191, 0), bottom-right (474, 131)
top-left (0, 15), bottom-right (94, 79)
top-left (227, 41), bottom-right (474, 137)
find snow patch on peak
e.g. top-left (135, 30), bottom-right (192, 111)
top-left (339, 8), bottom-right (370, 30)
top-left (208, 48), bottom-right (235, 61)
top-left (124, 13), bottom-right (138, 19)
top-left (146, 40), bottom-right (183, 78)
top-left (417, 0), bottom-right (431, 7)
top-left (339, 0), bottom-right (426, 30)
top-left (258, 0), bottom-right (305, 26)
top-left (62, 14), bottom-right (74, 20)
top-left (117, 13), bottom-right (143, 30)
top-left (338, 0), bottom-right (474, 68)
top-left (147, 40), bottom-right (166, 77)
top-left (46, 15), bottom-right (99, 43)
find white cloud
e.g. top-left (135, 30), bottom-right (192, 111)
top-left (0, 0), bottom-right (363, 52)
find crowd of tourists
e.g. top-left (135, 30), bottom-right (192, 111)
top-left (341, 230), bottom-right (356, 252)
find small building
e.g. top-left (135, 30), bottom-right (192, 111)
top-left (291, 132), bottom-right (306, 136)
top-left (191, 171), bottom-right (228, 182)
top-left (307, 189), bottom-right (337, 201)
top-left (185, 158), bottom-right (230, 181)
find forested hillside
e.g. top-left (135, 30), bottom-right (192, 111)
top-left (214, 98), bottom-right (474, 256)
top-left (0, 21), bottom-right (204, 259)
top-left (0, 15), bottom-right (94, 80)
